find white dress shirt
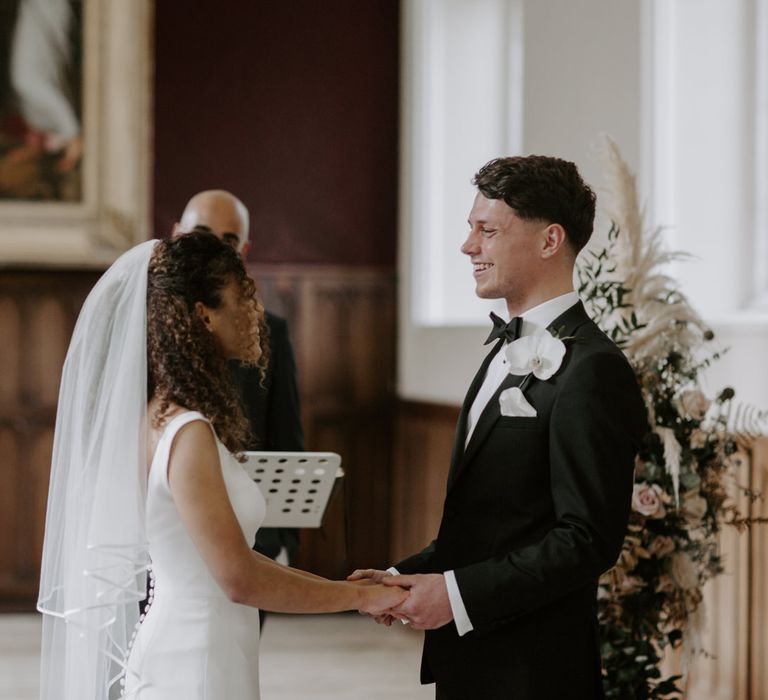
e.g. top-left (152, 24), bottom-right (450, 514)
top-left (389, 292), bottom-right (580, 635)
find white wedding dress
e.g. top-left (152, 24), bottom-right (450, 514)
top-left (125, 411), bottom-right (266, 699)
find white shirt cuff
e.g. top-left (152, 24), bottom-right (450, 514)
top-left (444, 570), bottom-right (473, 636)
top-left (386, 567), bottom-right (399, 575)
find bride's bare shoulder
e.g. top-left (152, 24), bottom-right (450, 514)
top-left (146, 401), bottom-right (216, 472)
top-left (147, 400), bottom-right (212, 458)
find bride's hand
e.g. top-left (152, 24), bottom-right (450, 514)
top-left (347, 568), bottom-right (392, 584)
top-left (356, 583), bottom-right (408, 616)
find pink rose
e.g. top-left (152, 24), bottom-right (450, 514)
top-left (676, 389), bottom-right (710, 421)
top-left (632, 483), bottom-right (667, 518)
top-left (648, 535), bottom-right (676, 558)
top-left (618, 575), bottom-right (647, 596)
top-left (689, 429), bottom-right (707, 449)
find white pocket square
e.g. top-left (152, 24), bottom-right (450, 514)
top-left (499, 387), bottom-right (537, 417)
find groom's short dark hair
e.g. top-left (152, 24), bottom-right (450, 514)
top-left (472, 155), bottom-right (596, 254)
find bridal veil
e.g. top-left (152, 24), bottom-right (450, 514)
top-left (37, 240), bottom-right (159, 700)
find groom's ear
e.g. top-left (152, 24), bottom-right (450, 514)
top-left (540, 223), bottom-right (567, 259)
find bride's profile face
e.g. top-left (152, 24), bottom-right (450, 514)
top-left (196, 278), bottom-right (261, 363)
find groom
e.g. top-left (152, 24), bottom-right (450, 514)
top-left (351, 156), bottom-right (647, 698)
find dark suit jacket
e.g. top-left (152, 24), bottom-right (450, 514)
top-left (229, 311), bottom-right (304, 562)
top-left (396, 301), bottom-right (647, 700)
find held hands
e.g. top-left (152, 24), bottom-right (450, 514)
top-left (347, 569), bottom-right (399, 625)
top-left (348, 570), bottom-right (454, 630)
top-left (354, 580), bottom-right (408, 617)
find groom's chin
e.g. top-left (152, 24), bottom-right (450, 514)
top-left (474, 286), bottom-right (498, 300)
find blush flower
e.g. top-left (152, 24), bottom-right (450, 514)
top-left (631, 483), bottom-right (667, 519)
top-left (689, 428), bottom-right (708, 449)
top-left (676, 389), bottom-right (710, 421)
top-left (618, 575), bottom-right (647, 596)
top-left (655, 574), bottom-right (676, 593)
top-left (648, 535), bottom-right (676, 558)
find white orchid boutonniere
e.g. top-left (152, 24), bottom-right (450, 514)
top-left (499, 329), bottom-right (567, 417)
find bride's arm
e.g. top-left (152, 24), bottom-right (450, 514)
top-left (250, 550), bottom-right (328, 583)
top-left (167, 421), bottom-right (405, 614)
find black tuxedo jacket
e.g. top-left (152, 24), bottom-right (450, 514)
top-left (396, 301), bottom-right (646, 699)
top-left (229, 311), bottom-right (304, 562)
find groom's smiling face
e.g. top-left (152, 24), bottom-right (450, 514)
top-left (462, 193), bottom-right (549, 312)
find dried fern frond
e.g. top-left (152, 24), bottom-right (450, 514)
top-left (597, 136), bottom-right (708, 362)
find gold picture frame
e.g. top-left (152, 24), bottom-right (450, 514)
top-left (0, 0), bottom-right (152, 268)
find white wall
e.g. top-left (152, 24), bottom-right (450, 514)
top-left (650, 0), bottom-right (768, 409)
top-left (398, 0), bottom-right (643, 403)
top-left (399, 0), bottom-right (768, 411)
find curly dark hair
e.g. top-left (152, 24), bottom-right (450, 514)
top-left (472, 155), bottom-right (596, 254)
top-left (147, 231), bottom-right (269, 453)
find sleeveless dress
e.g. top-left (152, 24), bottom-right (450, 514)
top-left (125, 411), bottom-right (266, 699)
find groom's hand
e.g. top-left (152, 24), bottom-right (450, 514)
top-left (383, 574), bottom-right (453, 630)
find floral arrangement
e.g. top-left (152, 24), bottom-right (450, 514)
top-left (578, 138), bottom-right (767, 699)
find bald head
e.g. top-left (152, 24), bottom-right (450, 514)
top-left (175, 190), bottom-right (250, 256)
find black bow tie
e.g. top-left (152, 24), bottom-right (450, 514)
top-left (484, 312), bottom-right (523, 345)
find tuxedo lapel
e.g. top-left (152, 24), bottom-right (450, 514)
top-left (446, 339), bottom-right (504, 488)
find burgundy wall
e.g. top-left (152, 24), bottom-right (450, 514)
top-left (152, 2), bottom-right (399, 266)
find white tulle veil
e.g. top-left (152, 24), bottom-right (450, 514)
top-left (38, 239), bottom-right (159, 700)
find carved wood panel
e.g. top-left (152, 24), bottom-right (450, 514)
top-left (389, 401), bottom-right (459, 564)
top-left (0, 271), bottom-right (100, 611)
top-left (748, 438), bottom-right (768, 698)
top-left (252, 265), bottom-right (396, 578)
top-left (0, 265), bottom-right (396, 607)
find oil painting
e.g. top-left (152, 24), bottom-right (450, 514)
top-left (0, 0), bottom-right (150, 267)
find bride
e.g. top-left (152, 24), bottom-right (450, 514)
top-left (37, 231), bottom-right (406, 700)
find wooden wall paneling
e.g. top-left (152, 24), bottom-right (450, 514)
top-left (684, 451), bottom-right (751, 699)
top-left (0, 296), bottom-right (21, 596)
top-left (390, 401), bottom-right (459, 564)
top-left (298, 271), bottom-right (395, 577)
top-left (250, 265), bottom-right (396, 579)
top-left (0, 296), bottom-right (21, 404)
top-left (749, 438), bottom-right (768, 698)
top-left (27, 297), bottom-right (70, 407)
top-left (0, 271), bottom-right (100, 610)
top-left (0, 427), bottom-right (18, 595)
top-left (27, 427), bottom-right (55, 592)
top-left (0, 266), bottom-right (396, 605)
top-left (660, 445), bottom-right (768, 700)
top-left (684, 451), bottom-right (759, 699)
